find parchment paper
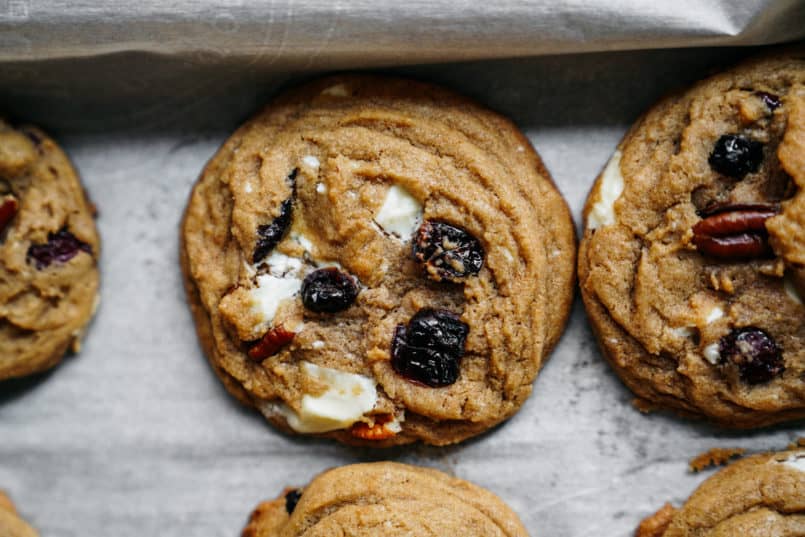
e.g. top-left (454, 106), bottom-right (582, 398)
top-left (0, 5), bottom-right (804, 536)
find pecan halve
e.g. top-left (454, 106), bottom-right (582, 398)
top-left (0, 195), bottom-right (18, 234)
top-left (692, 205), bottom-right (779, 260)
top-left (349, 414), bottom-right (398, 440)
top-left (248, 325), bottom-right (295, 361)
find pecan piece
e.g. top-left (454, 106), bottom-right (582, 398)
top-left (349, 414), bottom-right (398, 441)
top-left (0, 195), bottom-right (18, 233)
top-left (692, 205), bottom-right (779, 260)
top-left (248, 325), bottom-right (295, 361)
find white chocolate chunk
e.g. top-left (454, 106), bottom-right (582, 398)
top-left (290, 232), bottom-right (315, 253)
top-left (321, 84), bottom-right (349, 97)
top-left (274, 362), bottom-right (377, 433)
top-left (703, 343), bottom-right (721, 365)
top-left (374, 184), bottom-right (422, 238)
top-left (316, 182), bottom-right (327, 194)
top-left (672, 326), bottom-right (696, 339)
top-left (302, 155), bottom-right (320, 169)
top-left (263, 250), bottom-right (303, 277)
top-left (784, 275), bottom-right (803, 305)
top-left (705, 307), bottom-right (724, 324)
top-left (312, 340), bottom-right (326, 350)
top-left (587, 150), bottom-right (624, 230)
top-left (249, 273), bottom-right (301, 324)
top-left (244, 182), bottom-right (253, 193)
top-left (782, 454), bottom-right (805, 472)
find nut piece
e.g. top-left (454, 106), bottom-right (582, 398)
top-left (0, 195), bottom-right (18, 234)
top-left (248, 325), bottom-right (295, 361)
top-left (692, 205), bottom-right (779, 260)
top-left (349, 414), bottom-right (397, 440)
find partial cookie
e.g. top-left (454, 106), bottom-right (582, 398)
top-left (0, 120), bottom-right (100, 381)
top-left (181, 75), bottom-right (576, 445)
top-left (0, 492), bottom-right (39, 537)
top-left (241, 462), bottom-right (529, 537)
top-left (636, 449), bottom-right (805, 536)
top-left (579, 52), bottom-right (805, 427)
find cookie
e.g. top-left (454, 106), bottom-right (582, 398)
top-left (636, 448), bottom-right (805, 536)
top-left (181, 75), bottom-right (576, 446)
top-left (0, 492), bottom-right (39, 537)
top-left (579, 52), bottom-right (805, 427)
top-left (0, 120), bottom-right (100, 381)
top-left (241, 462), bottom-right (529, 537)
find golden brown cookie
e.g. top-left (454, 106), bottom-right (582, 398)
top-left (579, 52), bottom-right (805, 428)
top-left (636, 449), bottom-right (805, 536)
top-left (0, 491), bottom-right (39, 537)
top-left (0, 120), bottom-right (100, 381)
top-left (181, 75), bottom-right (576, 446)
top-left (241, 462), bottom-right (529, 537)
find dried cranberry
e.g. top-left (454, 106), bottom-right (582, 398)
top-left (300, 268), bottom-right (359, 313)
top-left (708, 134), bottom-right (764, 179)
top-left (413, 221), bottom-right (484, 282)
top-left (718, 327), bottom-right (784, 385)
top-left (284, 489), bottom-right (302, 514)
top-left (755, 91), bottom-right (781, 111)
top-left (252, 169), bottom-right (297, 264)
top-left (27, 228), bottom-right (92, 269)
top-left (391, 308), bottom-right (468, 387)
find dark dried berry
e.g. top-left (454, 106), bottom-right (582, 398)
top-left (413, 221), bottom-right (484, 282)
top-left (284, 489), bottom-right (302, 514)
top-left (708, 134), bottom-right (764, 179)
top-left (27, 228), bottom-right (92, 269)
top-left (300, 268), bottom-right (359, 313)
top-left (719, 327), bottom-right (784, 385)
top-left (252, 169), bottom-right (298, 264)
top-left (755, 91), bottom-right (781, 111)
top-left (391, 309), bottom-right (468, 387)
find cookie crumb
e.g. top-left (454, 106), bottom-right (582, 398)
top-left (688, 447), bottom-right (746, 472)
top-left (632, 398), bottom-right (658, 414)
top-left (635, 503), bottom-right (675, 537)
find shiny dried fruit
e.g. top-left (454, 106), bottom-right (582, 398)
top-left (252, 169), bottom-right (297, 264)
top-left (248, 325), bottom-right (295, 361)
top-left (300, 268), bottom-right (359, 313)
top-left (284, 489), bottom-right (302, 514)
top-left (413, 220), bottom-right (484, 282)
top-left (692, 205), bottom-right (778, 260)
top-left (719, 327), bottom-right (784, 385)
top-left (350, 414), bottom-right (397, 440)
top-left (0, 195), bottom-right (18, 234)
top-left (708, 134), bottom-right (764, 179)
top-left (755, 91), bottom-right (781, 111)
top-left (391, 308), bottom-right (468, 387)
top-left (27, 228), bottom-right (92, 269)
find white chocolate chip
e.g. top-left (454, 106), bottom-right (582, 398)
top-left (263, 250), bottom-right (303, 277)
top-left (312, 340), bottom-right (325, 350)
top-left (587, 150), bottom-right (624, 230)
top-left (302, 155), bottom-right (320, 169)
top-left (672, 326), bottom-right (697, 340)
top-left (705, 307), bottom-right (724, 325)
top-left (249, 273), bottom-right (301, 325)
top-left (264, 362), bottom-right (377, 433)
top-left (703, 343), bottom-right (721, 365)
top-left (316, 182), bottom-right (327, 194)
top-left (244, 182), bottom-right (253, 193)
top-left (374, 184), bottom-right (422, 239)
top-left (321, 84), bottom-right (349, 97)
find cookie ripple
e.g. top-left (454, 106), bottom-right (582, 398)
top-left (181, 75), bottom-right (575, 446)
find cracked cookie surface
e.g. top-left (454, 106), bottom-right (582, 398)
top-left (181, 75), bottom-right (576, 446)
top-left (0, 120), bottom-right (100, 381)
top-left (579, 52), bottom-right (805, 428)
top-left (241, 462), bottom-right (529, 537)
top-left (636, 449), bottom-right (805, 536)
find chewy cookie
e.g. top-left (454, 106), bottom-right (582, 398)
top-left (181, 75), bottom-right (575, 446)
top-left (0, 120), bottom-right (100, 381)
top-left (579, 53), bottom-right (805, 427)
top-left (0, 491), bottom-right (38, 537)
top-left (636, 449), bottom-right (805, 536)
top-left (241, 462), bottom-right (529, 537)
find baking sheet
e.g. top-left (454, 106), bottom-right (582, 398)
top-left (0, 45), bottom-right (803, 536)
